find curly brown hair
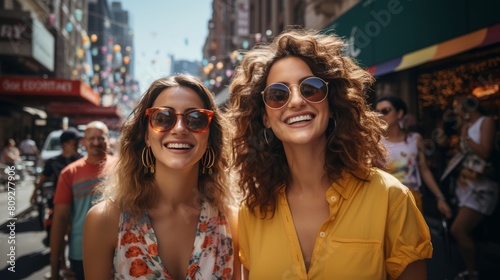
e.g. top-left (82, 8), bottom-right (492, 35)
top-left (100, 74), bottom-right (233, 220)
top-left (227, 28), bottom-right (387, 217)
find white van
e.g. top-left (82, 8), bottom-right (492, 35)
top-left (40, 130), bottom-right (64, 163)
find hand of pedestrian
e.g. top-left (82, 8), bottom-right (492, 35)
top-left (30, 190), bottom-right (38, 205)
top-left (437, 199), bottom-right (452, 220)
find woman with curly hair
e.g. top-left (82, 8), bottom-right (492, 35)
top-left (227, 29), bottom-right (432, 279)
top-left (83, 74), bottom-right (240, 279)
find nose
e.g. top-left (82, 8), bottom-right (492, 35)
top-left (287, 84), bottom-right (305, 108)
top-left (171, 115), bottom-right (188, 134)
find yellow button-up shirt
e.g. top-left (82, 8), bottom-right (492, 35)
top-left (239, 169), bottom-right (433, 279)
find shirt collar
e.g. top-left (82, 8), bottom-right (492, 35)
top-left (328, 170), bottom-right (372, 200)
top-left (277, 170), bottom-right (372, 202)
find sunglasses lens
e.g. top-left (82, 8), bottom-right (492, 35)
top-left (300, 77), bottom-right (328, 102)
top-left (151, 109), bottom-right (176, 131)
top-left (263, 84), bottom-right (290, 108)
top-left (147, 108), bottom-right (213, 133)
top-left (185, 111), bottom-right (210, 132)
top-left (381, 108), bottom-right (391, 115)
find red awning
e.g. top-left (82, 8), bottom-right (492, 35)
top-left (47, 102), bottom-right (123, 130)
top-left (46, 102), bottom-right (122, 118)
top-left (71, 117), bottom-right (123, 130)
top-left (0, 76), bottom-right (100, 106)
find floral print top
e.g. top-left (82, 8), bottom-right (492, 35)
top-left (114, 201), bottom-right (234, 279)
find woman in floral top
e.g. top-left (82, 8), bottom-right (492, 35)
top-left (83, 74), bottom-right (240, 279)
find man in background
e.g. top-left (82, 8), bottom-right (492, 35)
top-left (50, 121), bottom-right (110, 280)
top-left (31, 128), bottom-right (83, 279)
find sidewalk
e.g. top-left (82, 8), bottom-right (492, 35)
top-left (0, 176), bottom-right (35, 228)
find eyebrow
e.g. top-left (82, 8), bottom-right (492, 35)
top-left (155, 106), bottom-right (203, 113)
top-left (268, 76), bottom-right (314, 86)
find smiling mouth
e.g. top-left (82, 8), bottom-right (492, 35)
top-left (166, 143), bottom-right (193, 149)
top-left (286, 114), bottom-right (314, 125)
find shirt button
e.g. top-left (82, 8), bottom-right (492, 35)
top-left (319, 231), bottom-right (326, 238)
top-left (330, 196), bottom-right (337, 202)
top-left (331, 216), bottom-right (336, 221)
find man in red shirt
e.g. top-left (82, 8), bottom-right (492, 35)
top-left (50, 121), bottom-right (110, 280)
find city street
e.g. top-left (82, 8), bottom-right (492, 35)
top-left (1, 0), bottom-right (499, 279)
top-left (0, 176), bottom-right (52, 279)
top-left (1, 176), bottom-right (499, 279)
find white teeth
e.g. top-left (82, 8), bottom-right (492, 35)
top-left (286, 114), bottom-right (313, 124)
top-left (166, 143), bottom-right (192, 149)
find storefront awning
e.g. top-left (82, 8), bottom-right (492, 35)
top-left (71, 117), bottom-right (122, 130)
top-left (0, 76), bottom-right (100, 106)
top-left (46, 102), bottom-right (122, 118)
top-left (47, 102), bottom-right (123, 130)
top-left (368, 23), bottom-right (500, 76)
top-left (322, 0), bottom-right (500, 77)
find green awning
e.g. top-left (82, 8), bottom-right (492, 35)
top-left (323, 0), bottom-right (500, 75)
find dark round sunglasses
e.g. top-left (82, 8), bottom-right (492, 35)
top-left (261, 76), bottom-right (329, 109)
top-left (145, 107), bottom-right (214, 133)
top-left (375, 107), bottom-right (393, 116)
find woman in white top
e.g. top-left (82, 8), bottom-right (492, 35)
top-left (375, 96), bottom-right (452, 219)
top-left (449, 94), bottom-right (498, 280)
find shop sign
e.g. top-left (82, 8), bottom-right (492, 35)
top-left (1, 77), bottom-right (76, 95)
top-left (0, 20), bottom-right (28, 41)
top-left (0, 11), bottom-right (54, 71)
top-left (236, 0), bottom-right (249, 37)
top-left (0, 76), bottom-right (100, 106)
top-left (32, 18), bottom-right (54, 71)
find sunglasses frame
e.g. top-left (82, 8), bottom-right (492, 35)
top-left (145, 107), bottom-right (214, 133)
top-left (261, 76), bottom-right (329, 109)
top-left (377, 107), bottom-right (393, 116)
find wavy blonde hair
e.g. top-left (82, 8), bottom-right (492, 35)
top-left (227, 28), bottom-right (387, 217)
top-left (100, 74), bottom-right (233, 220)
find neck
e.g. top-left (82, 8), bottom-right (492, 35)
top-left (61, 150), bottom-right (77, 158)
top-left (86, 153), bottom-right (107, 165)
top-left (385, 124), bottom-right (405, 141)
top-left (153, 165), bottom-right (201, 209)
top-left (283, 140), bottom-right (331, 193)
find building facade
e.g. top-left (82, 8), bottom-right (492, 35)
top-left (0, 0), bottom-right (134, 149)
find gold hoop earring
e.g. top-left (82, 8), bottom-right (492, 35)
top-left (201, 146), bottom-right (215, 174)
top-left (264, 128), bottom-right (271, 146)
top-left (141, 146), bottom-right (155, 174)
top-left (398, 119), bottom-right (405, 130)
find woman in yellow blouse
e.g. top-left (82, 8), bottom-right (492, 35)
top-left (227, 29), bottom-right (432, 279)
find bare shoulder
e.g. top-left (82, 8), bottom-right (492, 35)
top-left (482, 115), bottom-right (496, 128)
top-left (86, 200), bottom-right (120, 230)
top-left (83, 200), bottom-right (119, 278)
